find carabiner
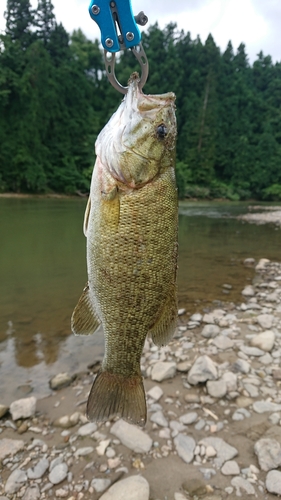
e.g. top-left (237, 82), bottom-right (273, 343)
top-left (104, 43), bottom-right (149, 94)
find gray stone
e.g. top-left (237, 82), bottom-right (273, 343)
top-left (222, 372), bottom-right (237, 392)
top-left (190, 313), bottom-right (202, 322)
top-left (232, 408), bottom-right (251, 421)
top-left (256, 314), bottom-right (274, 329)
top-left (179, 412), bottom-right (198, 425)
top-left (174, 434), bottom-right (196, 463)
top-left (244, 258), bottom-right (255, 266)
top-left (240, 345), bottom-right (264, 357)
top-left (0, 405), bottom-right (9, 419)
top-left (176, 361), bottom-right (191, 372)
top-left (212, 335), bottom-right (234, 350)
top-left (48, 463), bottom-right (68, 484)
top-left (27, 458), bottom-right (49, 479)
top-left (255, 258), bottom-right (270, 270)
top-left (150, 411), bottom-right (168, 427)
top-left (244, 383), bottom-right (259, 398)
top-left (266, 470), bottom-right (281, 495)
top-left (232, 359), bottom-right (250, 374)
top-left (91, 478), bottom-right (111, 493)
top-left (250, 331), bottom-right (275, 352)
top-left (49, 372), bottom-right (74, 390)
top-left (49, 457), bottom-right (63, 471)
top-left (187, 355), bottom-right (217, 385)
top-left (231, 476), bottom-right (255, 495)
top-left (151, 361), bottom-right (176, 382)
top-left (5, 469), bottom-right (27, 494)
top-left (0, 438), bottom-right (25, 460)
top-left (10, 396), bottom-right (36, 420)
top-left (74, 447), bottom-right (94, 457)
top-left (242, 285), bottom-right (255, 297)
top-left (206, 380), bottom-right (227, 398)
top-left (201, 324), bottom-right (220, 338)
top-left (99, 475), bottom-right (149, 500)
top-left (77, 422), bottom-right (97, 436)
top-left (111, 419), bottom-right (152, 453)
top-left (200, 437), bottom-right (238, 467)
top-left (22, 485), bottom-right (40, 500)
top-left (221, 460), bottom-right (240, 476)
top-left (254, 438), bottom-right (281, 471)
top-left (259, 353), bottom-right (273, 365)
top-left (147, 386), bottom-right (163, 401)
top-left (253, 401), bottom-right (281, 413)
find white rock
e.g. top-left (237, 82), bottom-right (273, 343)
top-left (174, 434), bottom-right (196, 463)
top-left (178, 308), bottom-right (186, 316)
top-left (77, 422), bottom-right (97, 436)
top-left (151, 362), bottom-right (176, 382)
top-left (259, 353), bottom-right (273, 365)
top-left (205, 445), bottom-right (217, 458)
top-left (231, 476), bottom-right (255, 495)
top-left (99, 475), bottom-right (149, 500)
top-left (187, 356), bottom-right (217, 385)
top-left (48, 463), bottom-right (68, 485)
top-left (222, 372), bottom-right (237, 392)
top-left (244, 383), bottom-right (259, 398)
top-left (150, 411), bottom-right (168, 427)
top-left (240, 345), bottom-right (264, 356)
top-left (0, 438), bottom-right (25, 460)
top-left (253, 401), bottom-right (281, 413)
top-left (254, 438), bottom-right (281, 471)
top-left (10, 397), bottom-right (36, 420)
top-left (75, 447), bottom-right (94, 457)
top-left (147, 386), bottom-right (163, 401)
top-left (111, 420), bottom-right (152, 453)
top-left (221, 460), bottom-right (240, 475)
top-left (206, 380), bottom-right (227, 398)
top-left (201, 324), bottom-right (220, 338)
top-left (212, 335), bottom-right (234, 350)
top-left (96, 439), bottom-right (111, 456)
top-left (174, 493), bottom-right (188, 500)
top-left (5, 469), bottom-right (27, 494)
top-left (190, 313), bottom-right (202, 322)
top-left (27, 458), bottom-right (49, 479)
top-left (256, 314), bottom-right (274, 329)
top-left (266, 470), bottom-right (281, 495)
top-left (250, 331), bottom-right (275, 352)
top-left (242, 285), bottom-right (255, 297)
top-left (91, 478), bottom-right (111, 493)
top-left (179, 412), bottom-right (198, 425)
top-left (255, 258), bottom-right (270, 270)
top-left (200, 437), bottom-right (238, 467)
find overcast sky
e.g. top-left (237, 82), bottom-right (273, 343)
top-left (1, 0), bottom-right (280, 63)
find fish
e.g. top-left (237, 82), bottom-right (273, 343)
top-left (71, 73), bottom-right (178, 427)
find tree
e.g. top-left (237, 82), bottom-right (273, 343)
top-left (5, 0), bottom-right (34, 48)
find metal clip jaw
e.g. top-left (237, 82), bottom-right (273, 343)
top-left (104, 43), bottom-right (149, 94)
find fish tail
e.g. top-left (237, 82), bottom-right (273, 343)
top-left (86, 371), bottom-right (146, 427)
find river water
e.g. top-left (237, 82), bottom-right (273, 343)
top-left (0, 197), bottom-right (280, 402)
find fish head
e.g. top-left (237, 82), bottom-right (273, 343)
top-left (96, 75), bottom-right (176, 188)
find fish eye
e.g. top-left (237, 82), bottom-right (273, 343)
top-left (156, 124), bottom-right (168, 139)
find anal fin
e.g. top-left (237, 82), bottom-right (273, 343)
top-left (71, 283), bottom-right (101, 335)
top-left (149, 289), bottom-right (178, 347)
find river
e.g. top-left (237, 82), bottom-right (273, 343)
top-left (0, 197), bottom-right (280, 402)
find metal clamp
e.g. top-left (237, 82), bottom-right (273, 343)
top-left (104, 43), bottom-right (149, 94)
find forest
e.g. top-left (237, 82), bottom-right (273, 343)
top-left (1, 0), bottom-right (281, 200)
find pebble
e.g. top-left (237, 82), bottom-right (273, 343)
top-left (74, 447), bottom-right (94, 457)
top-left (27, 457), bottom-right (49, 479)
top-left (77, 422), bottom-right (97, 436)
top-left (50, 372), bottom-right (74, 390)
top-left (111, 420), bottom-right (152, 453)
top-left (96, 439), bottom-right (111, 456)
top-left (255, 258), bottom-right (270, 270)
top-left (250, 330), bottom-right (275, 352)
top-left (232, 359), bottom-right (250, 374)
top-left (254, 438), bottom-right (281, 471)
top-left (176, 361), bottom-right (191, 372)
top-left (265, 470), bottom-right (281, 495)
top-left (206, 380), bottom-right (227, 398)
top-left (222, 372), bottom-right (237, 392)
top-left (205, 445), bottom-right (217, 458)
top-left (150, 411), bottom-right (168, 427)
top-left (174, 434), bottom-right (196, 463)
top-left (187, 355), bottom-right (217, 385)
top-left (49, 463), bottom-right (68, 484)
top-left (151, 361), bottom-right (177, 382)
top-left (99, 475), bottom-right (149, 500)
top-left (221, 460), bottom-right (240, 475)
top-left (240, 345), bottom-right (265, 356)
top-left (241, 285), bottom-right (255, 296)
top-left (212, 335), bottom-right (234, 350)
top-left (201, 324), bottom-right (220, 338)
top-left (5, 469), bottom-right (27, 494)
top-left (22, 485), bottom-right (40, 500)
top-left (256, 313), bottom-right (274, 329)
top-left (0, 405), bottom-right (9, 419)
top-left (200, 437), bottom-right (238, 467)
top-left (231, 476), bottom-right (255, 495)
top-left (147, 386), bottom-right (163, 401)
top-left (179, 412), bottom-right (198, 425)
top-left (91, 478), bottom-right (111, 492)
top-left (174, 493), bottom-right (187, 500)
top-left (9, 397), bottom-right (36, 420)
top-left (0, 438), bottom-right (25, 460)
top-left (253, 401), bottom-right (281, 413)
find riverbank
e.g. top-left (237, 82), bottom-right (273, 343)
top-left (1, 259), bottom-right (281, 499)
top-left (238, 206), bottom-right (281, 227)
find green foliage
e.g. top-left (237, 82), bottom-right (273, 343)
top-left (1, 4), bottom-right (281, 197)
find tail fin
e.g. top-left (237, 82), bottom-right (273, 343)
top-left (86, 371), bottom-right (146, 427)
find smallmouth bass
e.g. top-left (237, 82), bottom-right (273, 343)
top-left (71, 74), bottom-right (178, 427)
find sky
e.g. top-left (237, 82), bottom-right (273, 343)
top-left (0, 0), bottom-right (280, 63)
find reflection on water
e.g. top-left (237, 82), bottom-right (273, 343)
top-left (0, 198), bottom-right (280, 401)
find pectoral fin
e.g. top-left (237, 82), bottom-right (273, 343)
top-left (71, 283), bottom-right (101, 335)
top-left (149, 289), bottom-right (177, 346)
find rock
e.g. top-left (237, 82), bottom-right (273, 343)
top-left (178, 308), bottom-right (186, 316)
top-left (253, 401), bottom-right (281, 413)
top-left (241, 285), bottom-right (255, 297)
top-left (255, 258), bottom-right (270, 270)
top-left (10, 397), bottom-right (36, 420)
top-left (254, 438), bottom-right (281, 471)
top-left (22, 485), bottom-right (40, 500)
top-left (53, 416), bottom-right (73, 428)
top-left (232, 408), bottom-right (251, 421)
top-left (55, 489), bottom-right (68, 498)
top-left (212, 335), bottom-right (234, 350)
top-left (205, 445), bottom-right (216, 458)
top-left (250, 330), bottom-right (275, 352)
top-left (0, 438), bottom-right (25, 460)
top-left (27, 458), bottom-right (49, 479)
top-left (111, 420), bottom-right (152, 453)
top-left (190, 313), bottom-right (202, 322)
top-left (244, 383), bottom-right (259, 398)
top-left (49, 372), bottom-right (75, 390)
top-left (231, 476), bottom-right (255, 495)
top-left (256, 314), bottom-right (274, 329)
top-left (74, 447), bottom-right (94, 457)
top-left (179, 412), bottom-right (198, 425)
top-left (91, 478), bottom-right (111, 493)
top-left (0, 405), bottom-right (9, 419)
top-left (222, 372), bottom-right (237, 392)
top-left (174, 494), bottom-right (187, 500)
top-left (182, 478), bottom-right (208, 497)
top-left (259, 353), bottom-right (273, 365)
top-left (184, 393), bottom-right (200, 404)
top-left (266, 470), bottom-right (281, 495)
top-left (244, 258), bottom-right (255, 266)
top-left (176, 361), bottom-right (191, 372)
top-left (201, 324), bottom-right (220, 338)
top-left (4, 469), bottom-right (27, 494)
top-left (200, 437), bottom-right (238, 467)
top-left (236, 396), bottom-right (253, 408)
top-left (221, 460), bottom-right (240, 475)
top-left (96, 439), bottom-right (111, 456)
top-left (147, 386), bottom-right (163, 401)
top-left (174, 434), bottom-right (196, 463)
top-left (187, 356), bottom-right (217, 385)
top-left (240, 345), bottom-right (264, 356)
top-left (150, 411), bottom-right (168, 427)
top-left (206, 380), bottom-right (227, 398)
top-left (151, 361), bottom-right (176, 382)
top-left (77, 422), bottom-right (97, 436)
top-left (232, 359), bottom-right (250, 374)
top-left (69, 411), bottom-right (80, 425)
top-left (48, 463), bottom-right (68, 484)
top-left (99, 475), bottom-right (149, 500)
